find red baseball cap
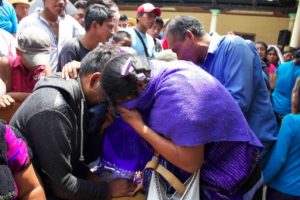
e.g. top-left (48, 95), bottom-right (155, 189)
top-left (136, 3), bottom-right (161, 16)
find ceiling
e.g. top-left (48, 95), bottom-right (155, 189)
top-left (116, 0), bottom-right (298, 16)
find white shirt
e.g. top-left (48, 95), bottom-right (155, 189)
top-left (18, 9), bottom-right (85, 72)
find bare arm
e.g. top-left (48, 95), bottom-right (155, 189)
top-left (14, 163), bottom-right (46, 200)
top-left (117, 106), bottom-right (204, 173)
top-left (0, 57), bottom-right (12, 92)
top-left (44, 65), bottom-right (52, 76)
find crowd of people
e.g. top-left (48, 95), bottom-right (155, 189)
top-left (1, 0), bottom-right (300, 199)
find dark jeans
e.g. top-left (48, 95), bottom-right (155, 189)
top-left (267, 187), bottom-right (300, 200)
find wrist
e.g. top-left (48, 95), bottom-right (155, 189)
top-left (134, 123), bottom-right (148, 136)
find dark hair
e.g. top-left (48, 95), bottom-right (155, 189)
top-left (79, 44), bottom-right (120, 76)
top-left (74, 0), bottom-right (87, 9)
top-left (267, 46), bottom-right (279, 65)
top-left (101, 53), bottom-right (150, 104)
top-left (112, 31), bottom-right (131, 43)
top-left (84, 4), bottom-right (113, 31)
top-left (86, 0), bottom-right (117, 9)
top-left (166, 16), bottom-right (206, 41)
top-left (155, 16), bottom-right (164, 28)
top-left (255, 41), bottom-right (268, 62)
top-left (119, 13), bottom-right (128, 22)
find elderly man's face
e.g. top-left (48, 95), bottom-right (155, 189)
top-left (44, 0), bottom-right (66, 17)
top-left (167, 32), bottom-right (195, 62)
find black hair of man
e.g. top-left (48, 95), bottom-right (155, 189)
top-left (84, 4), bottom-right (113, 31)
top-left (119, 13), bottom-right (128, 21)
top-left (112, 31), bottom-right (131, 43)
top-left (79, 44), bottom-right (120, 76)
top-left (86, 0), bottom-right (117, 9)
top-left (155, 16), bottom-right (164, 28)
top-left (74, 0), bottom-right (87, 9)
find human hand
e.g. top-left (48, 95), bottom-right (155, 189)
top-left (61, 61), bottom-right (81, 80)
top-left (116, 106), bottom-right (145, 130)
top-left (109, 179), bottom-right (136, 197)
top-left (0, 94), bottom-right (15, 108)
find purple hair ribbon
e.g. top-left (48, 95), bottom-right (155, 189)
top-left (121, 57), bottom-right (134, 76)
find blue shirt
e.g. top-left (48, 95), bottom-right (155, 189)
top-left (0, 0), bottom-right (17, 34)
top-left (201, 33), bottom-right (277, 167)
top-left (263, 114), bottom-right (300, 196)
top-left (126, 27), bottom-right (155, 61)
top-left (272, 61), bottom-right (300, 115)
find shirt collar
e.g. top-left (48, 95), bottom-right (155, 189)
top-left (207, 32), bottom-right (223, 55)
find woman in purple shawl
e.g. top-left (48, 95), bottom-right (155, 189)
top-left (100, 51), bottom-right (264, 199)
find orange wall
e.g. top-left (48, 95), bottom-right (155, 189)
top-left (121, 10), bottom-right (290, 45)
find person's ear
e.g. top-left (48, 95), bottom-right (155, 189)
top-left (89, 72), bottom-right (101, 89)
top-left (185, 30), bottom-right (195, 41)
top-left (91, 21), bottom-right (99, 30)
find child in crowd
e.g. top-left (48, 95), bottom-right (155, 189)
top-left (0, 27), bottom-right (51, 108)
top-left (112, 30), bottom-right (132, 47)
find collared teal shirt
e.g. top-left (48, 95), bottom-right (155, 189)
top-left (199, 33), bottom-right (278, 167)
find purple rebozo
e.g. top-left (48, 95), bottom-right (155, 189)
top-left (95, 59), bottom-right (263, 198)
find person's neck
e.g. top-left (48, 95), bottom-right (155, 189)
top-left (41, 9), bottom-right (58, 22)
top-left (136, 24), bottom-right (147, 34)
top-left (80, 32), bottom-right (100, 50)
top-left (196, 34), bottom-right (211, 63)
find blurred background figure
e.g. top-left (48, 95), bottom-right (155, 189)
top-left (267, 45), bottom-right (283, 68)
top-left (0, 27), bottom-right (51, 109)
top-left (264, 77), bottom-right (300, 200)
top-left (255, 41), bottom-right (274, 90)
top-left (19, 0), bottom-right (85, 73)
top-left (111, 30), bottom-right (132, 47)
top-left (0, 0), bottom-right (18, 35)
top-left (267, 45), bottom-right (283, 90)
top-left (72, 0), bottom-right (86, 27)
top-left (127, 16), bottom-right (136, 27)
top-left (147, 16), bottom-right (163, 39)
top-left (0, 29), bottom-right (16, 57)
top-left (118, 13), bottom-right (128, 29)
top-left (9, 0), bottom-right (31, 22)
top-left (147, 16), bottom-right (164, 52)
top-left (283, 48), bottom-right (295, 62)
top-left (272, 49), bottom-right (300, 125)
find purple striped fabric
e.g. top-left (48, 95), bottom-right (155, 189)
top-left (5, 125), bottom-right (30, 174)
